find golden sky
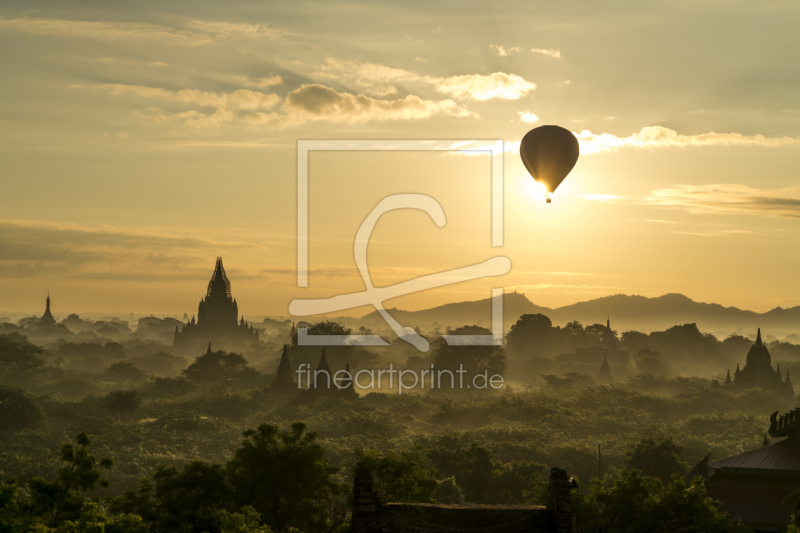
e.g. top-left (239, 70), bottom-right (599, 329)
top-left (1, 1), bottom-right (799, 318)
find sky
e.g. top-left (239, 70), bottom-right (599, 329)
top-left (1, 0), bottom-right (799, 319)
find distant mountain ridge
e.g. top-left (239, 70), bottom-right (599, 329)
top-left (359, 292), bottom-right (800, 335)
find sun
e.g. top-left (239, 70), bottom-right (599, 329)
top-left (523, 175), bottom-right (549, 203)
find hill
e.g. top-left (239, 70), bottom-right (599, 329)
top-left (360, 292), bottom-right (800, 336)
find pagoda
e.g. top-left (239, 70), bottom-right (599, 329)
top-left (724, 328), bottom-right (793, 396)
top-left (173, 258), bottom-right (259, 355)
top-left (39, 291), bottom-right (56, 327)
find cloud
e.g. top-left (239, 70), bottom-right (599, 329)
top-left (104, 76), bottom-right (476, 127)
top-left (448, 126), bottom-right (799, 161)
top-left (584, 193), bottom-right (624, 202)
top-left (215, 74), bottom-right (284, 89)
top-left (531, 48), bottom-right (561, 58)
top-left (314, 58), bottom-right (416, 96)
top-left (105, 84), bottom-right (280, 111)
top-left (104, 84), bottom-right (280, 128)
top-left (576, 126), bottom-right (799, 154)
top-left (434, 72), bottom-right (536, 101)
top-left (644, 184), bottom-right (800, 218)
top-left (643, 219), bottom-right (679, 224)
top-left (518, 111), bottom-right (539, 123)
top-left (282, 84), bottom-right (473, 123)
top-left (182, 20), bottom-right (286, 40)
top-left (674, 229), bottom-right (755, 237)
top-left (0, 219), bottom-right (285, 281)
top-left (316, 58), bottom-right (536, 101)
top-left (96, 57), bottom-right (170, 68)
top-left (490, 44), bottom-right (521, 56)
top-left (0, 16), bottom-right (287, 46)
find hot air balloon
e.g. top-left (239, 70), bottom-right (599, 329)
top-left (519, 125), bottom-right (579, 203)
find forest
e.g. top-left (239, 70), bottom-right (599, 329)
top-left (2, 311), bottom-right (800, 532)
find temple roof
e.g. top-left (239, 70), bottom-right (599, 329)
top-left (40, 291), bottom-right (56, 325)
top-left (708, 439), bottom-right (800, 473)
top-left (206, 257), bottom-right (231, 298)
top-left (316, 348), bottom-right (331, 374)
top-left (276, 345), bottom-right (294, 381)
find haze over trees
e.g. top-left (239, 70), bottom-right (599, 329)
top-left (2, 299), bottom-right (800, 531)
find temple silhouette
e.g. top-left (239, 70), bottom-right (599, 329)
top-left (723, 328), bottom-right (793, 396)
top-left (269, 346), bottom-right (359, 402)
top-left (173, 257), bottom-right (258, 355)
top-left (690, 407), bottom-right (800, 531)
top-left (39, 291), bottom-right (56, 327)
top-left (555, 316), bottom-right (631, 379)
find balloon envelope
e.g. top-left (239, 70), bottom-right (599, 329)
top-left (519, 125), bottom-right (580, 196)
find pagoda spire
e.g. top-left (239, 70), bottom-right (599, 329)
top-left (598, 354), bottom-right (613, 385)
top-left (206, 257), bottom-right (231, 298)
top-left (271, 344), bottom-right (296, 392)
top-left (40, 290), bottom-right (56, 326)
top-left (312, 348), bottom-right (332, 390)
top-left (756, 328), bottom-right (762, 346)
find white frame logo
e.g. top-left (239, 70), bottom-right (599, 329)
top-left (289, 139), bottom-right (510, 352)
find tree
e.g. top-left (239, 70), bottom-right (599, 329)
top-left (26, 433), bottom-right (113, 526)
top-left (104, 361), bottom-right (147, 383)
top-left (620, 330), bottom-right (650, 354)
top-left (431, 326), bottom-right (506, 391)
top-left (633, 348), bottom-right (668, 375)
top-left (151, 461), bottom-right (232, 533)
top-left (59, 501), bottom-right (148, 533)
top-left (426, 435), bottom-right (546, 504)
top-left (291, 321), bottom-right (351, 346)
top-left (574, 470), bottom-right (749, 533)
top-left (214, 506), bottom-right (274, 533)
top-left (427, 437), bottom-right (494, 502)
top-left (183, 349), bottom-right (259, 383)
top-left (289, 320), bottom-right (355, 370)
top-left (0, 334), bottom-right (46, 380)
top-left (0, 386), bottom-right (44, 431)
top-left (542, 372), bottom-right (596, 391)
top-left (506, 314), bottom-right (554, 360)
top-left (353, 448), bottom-right (437, 504)
top-left (434, 476), bottom-right (465, 504)
top-left (626, 436), bottom-right (687, 483)
top-left (226, 423), bottom-right (339, 532)
top-left (103, 390), bottom-right (142, 421)
top-left (147, 376), bottom-right (196, 397)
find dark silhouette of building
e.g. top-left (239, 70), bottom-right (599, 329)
top-left (598, 354), bottom-right (613, 385)
top-left (695, 408), bottom-right (800, 532)
top-left (39, 291), bottom-right (56, 327)
top-left (724, 328), bottom-right (793, 396)
top-left (299, 348), bottom-right (359, 401)
top-left (558, 316), bottom-right (632, 379)
top-left (173, 257), bottom-right (258, 355)
top-left (340, 362), bottom-right (359, 400)
top-left (351, 464), bottom-right (575, 532)
top-left (270, 344), bottom-right (297, 395)
top-left (601, 316), bottom-right (617, 347)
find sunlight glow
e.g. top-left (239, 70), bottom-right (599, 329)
top-left (524, 176), bottom-right (549, 202)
